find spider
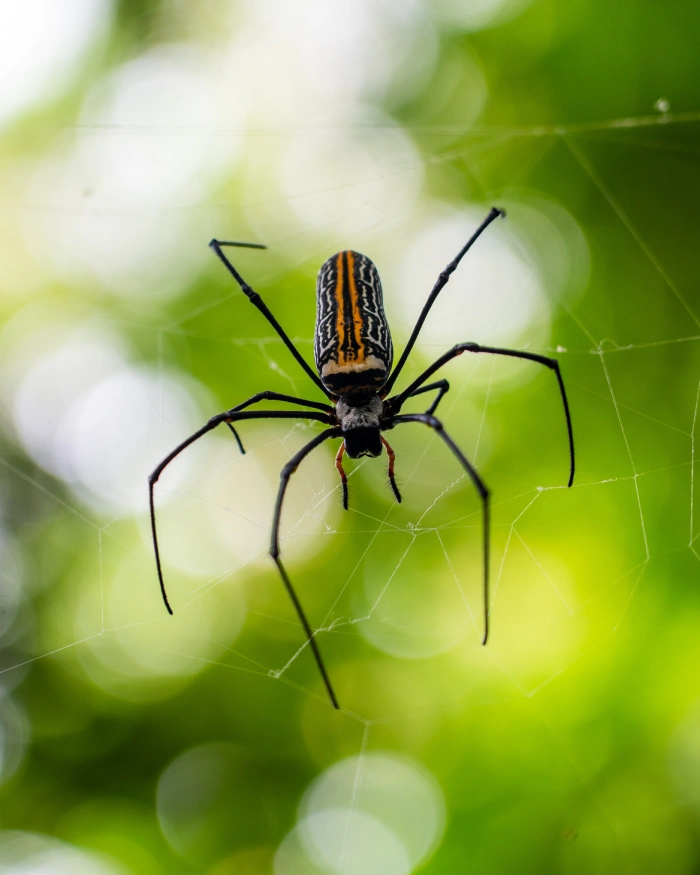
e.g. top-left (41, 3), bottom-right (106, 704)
top-left (148, 207), bottom-right (575, 710)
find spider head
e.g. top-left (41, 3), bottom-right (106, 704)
top-left (343, 427), bottom-right (382, 459)
top-left (336, 395), bottom-right (383, 458)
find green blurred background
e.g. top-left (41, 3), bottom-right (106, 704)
top-left (0, 0), bottom-right (699, 872)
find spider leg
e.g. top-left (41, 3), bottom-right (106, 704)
top-left (404, 379), bottom-right (450, 416)
top-left (394, 413), bottom-right (490, 644)
top-left (270, 427), bottom-right (342, 709)
top-left (210, 240), bottom-right (331, 397)
top-left (381, 437), bottom-right (401, 503)
top-left (149, 408), bottom-right (333, 614)
top-left (383, 207), bottom-right (504, 395)
top-left (225, 391), bottom-right (335, 455)
top-left (390, 343), bottom-right (575, 487)
top-left (335, 443), bottom-right (349, 510)
top-left (225, 424), bottom-right (246, 454)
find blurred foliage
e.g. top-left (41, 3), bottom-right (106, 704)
top-left (0, 0), bottom-right (699, 873)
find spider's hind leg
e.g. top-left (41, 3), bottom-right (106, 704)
top-left (381, 437), bottom-right (401, 504)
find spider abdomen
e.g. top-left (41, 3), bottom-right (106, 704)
top-left (314, 250), bottom-right (393, 395)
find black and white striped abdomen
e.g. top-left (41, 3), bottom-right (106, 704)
top-left (314, 250), bottom-right (393, 396)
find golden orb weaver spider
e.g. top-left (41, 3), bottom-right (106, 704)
top-left (148, 208), bottom-right (575, 710)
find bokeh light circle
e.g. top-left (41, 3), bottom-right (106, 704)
top-left (428, 0), bottom-right (535, 32)
top-left (0, 0), bottom-right (110, 129)
top-left (294, 751), bottom-right (446, 872)
top-left (0, 830), bottom-right (127, 874)
top-left (278, 809), bottom-right (411, 875)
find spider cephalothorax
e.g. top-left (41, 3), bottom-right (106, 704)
top-left (149, 208), bottom-right (576, 711)
top-left (335, 396), bottom-right (383, 458)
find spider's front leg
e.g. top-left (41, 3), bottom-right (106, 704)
top-left (225, 391), bottom-right (334, 454)
top-left (210, 239), bottom-right (330, 397)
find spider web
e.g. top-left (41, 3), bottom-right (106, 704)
top-left (1, 104), bottom-right (700, 873)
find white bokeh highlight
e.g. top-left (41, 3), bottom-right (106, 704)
top-left (27, 45), bottom-right (246, 299)
top-left (427, 0), bottom-right (536, 32)
top-left (389, 204), bottom-right (550, 352)
top-left (277, 810), bottom-right (411, 875)
top-left (0, 696), bottom-right (27, 787)
top-left (7, 320), bottom-right (205, 513)
top-left (276, 751), bottom-right (446, 874)
top-left (382, 198), bottom-right (589, 390)
top-left (0, 831), bottom-right (128, 875)
top-left (230, 0), bottom-right (438, 116)
top-left (0, 0), bottom-right (110, 129)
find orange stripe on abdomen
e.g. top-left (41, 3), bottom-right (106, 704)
top-left (334, 251), bottom-right (365, 366)
top-left (334, 252), bottom-right (346, 363)
top-left (346, 251), bottom-right (366, 364)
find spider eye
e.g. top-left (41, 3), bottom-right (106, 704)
top-left (344, 428), bottom-right (382, 459)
